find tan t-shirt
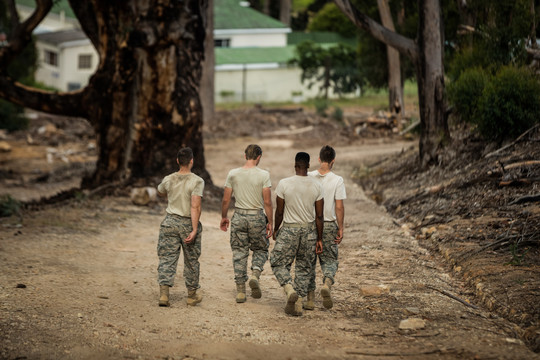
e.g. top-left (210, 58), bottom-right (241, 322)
top-left (224, 167), bottom-right (271, 210)
top-left (157, 172), bottom-right (204, 217)
top-left (275, 175), bottom-right (323, 224)
top-left (308, 170), bottom-right (346, 221)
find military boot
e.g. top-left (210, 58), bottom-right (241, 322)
top-left (236, 283), bottom-right (247, 303)
top-left (282, 283), bottom-right (298, 315)
top-left (294, 297), bottom-right (304, 316)
top-left (320, 278), bottom-right (333, 309)
top-left (159, 285), bottom-right (170, 307)
top-left (303, 290), bottom-right (315, 310)
top-left (248, 269), bottom-right (262, 299)
top-left (186, 289), bottom-right (202, 306)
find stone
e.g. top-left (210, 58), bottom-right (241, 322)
top-left (360, 285), bottom-right (390, 296)
top-left (399, 317), bottom-right (426, 330)
top-left (130, 187), bottom-right (157, 206)
top-left (0, 141), bottom-right (11, 152)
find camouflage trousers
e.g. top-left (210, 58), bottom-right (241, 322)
top-left (308, 221), bottom-right (339, 291)
top-left (157, 213), bottom-right (202, 290)
top-left (230, 209), bottom-right (269, 284)
top-left (270, 223), bottom-right (317, 297)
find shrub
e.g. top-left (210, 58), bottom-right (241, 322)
top-left (0, 99), bottom-right (28, 132)
top-left (476, 66), bottom-right (540, 140)
top-left (447, 67), bottom-right (490, 124)
top-left (314, 98), bottom-right (328, 117)
top-left (331, 106), bottom-right (343, 122)
top-left (0, 195), bottom-right (21, 217)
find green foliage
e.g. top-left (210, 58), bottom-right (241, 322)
top-left (447, 67), bottom-right (490, 123)
top-left (291, 41), bottom-right (364, 98)
top-left (0, 100), bottom-right (28, 132)
top-left (307, 2), bottom-right (358, 38)
top-left (476, 66), bottom-right (540, 141)
top-left (0, 195), bottom-right (22, 218)
top-left (314, 98), bottom-right (329, 117)
top-left (506, 242), bottom-right (529, 266)
top-left (330, 106), bottom-right (343, 122)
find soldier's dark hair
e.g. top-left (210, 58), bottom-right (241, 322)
top-left (177, 147), bottom-right (194, 166)
top-left (319, 145), bottom-right (336, 163)
top-left (245, 144), bottom-right (262, 160)
top-left (295, 152), bottom-right (310, 168)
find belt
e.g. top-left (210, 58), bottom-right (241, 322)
top-left (283, 222), bottom-right (314, 228)
top-left (234, 208), bottom-right (262, 215)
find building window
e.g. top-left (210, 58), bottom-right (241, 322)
top-left (78, 54), bottom-right (92, 69)
top-left (68, 82), bottom-right (81, 91)
top-left (44, 50), bottom-right (58, 67)
top-left (214, 38), bottom-right (230, 48)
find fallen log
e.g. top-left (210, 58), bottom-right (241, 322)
top-left (509, 193), bottom-right (540, 205)
top-left (485, 124), bottom-right (540, 158)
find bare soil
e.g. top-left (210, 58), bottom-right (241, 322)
top-left (0, 108), bottom-right (538, 359)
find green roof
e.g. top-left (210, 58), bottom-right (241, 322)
top-left (16, 0), bottom-right (75, 18)
top-left (215, 0), bottom-right (287, 30)
top-left (215, 46), bottom-right (296, 65)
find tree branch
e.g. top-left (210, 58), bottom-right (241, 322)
top-left (0, 76), bottom-right (86, 117)
top-left (68, 0), bottom-right (100, 49)
top-left (0, 0), bottom-right (53, 69)
top-left (333, 0), bottom-right (418, 63)
top-left (6, 0), bottom-right (20, 32)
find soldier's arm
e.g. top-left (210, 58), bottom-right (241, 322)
top-left (335, 199), bottom-right (344, 243)
top-left (315, 198), bottom-right (324, 254)
top-left (273, 196), bottom-right (285, 240)
top-left (220, 187), bottom-right (233, 231)
top-left (262, 187), bottom-right (273, 238)
top-left (185, 195), bottom-right (202, 244)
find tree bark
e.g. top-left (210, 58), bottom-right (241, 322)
top-left (280, 0), bottom-right (291, 26)
top-left (377, 0), bottom-right (404, 117)
top-left (201, 0), bottom-right (215, 126)
top-left (0, 0), bottom-right (212, 188)
top-left (334, 0), bottom-right (448, 165)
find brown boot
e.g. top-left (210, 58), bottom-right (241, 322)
top-left (236, 283), bottom-right (247, 303)
top-left (320, 278), bottom-right (333, 309)
top-left (186, 289), bottom-right (202, 306)
top-left (294, 297), bottom-right (303, 316)
top-left (159, 285), bottom-right (170, 307)
top-left (283, 284), bottom-right (298, 315)
top-left (248, 269), bottom-right (262, 299)
top-left (303, 290), bottom-right (315, 310)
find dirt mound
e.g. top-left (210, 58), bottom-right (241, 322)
top-left (357, 123), bottom-right (540, 351)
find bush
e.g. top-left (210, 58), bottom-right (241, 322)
top-left (314, 98), bottom-right (329, 117)
top-left (476, 66), bottom-right (540, 141)
top-left (331, 106), bottom-right (343, 122)
top-left (0, 99), bottom-right (28, 132)
top-left (447, 67), bottom-right (490, 123)
top-left (0, 195), bottom-right (21, 217)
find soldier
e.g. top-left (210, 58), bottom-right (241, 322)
top-left (271, 152), bottom-right (324, 316)
top-left (305, 145), bottom-right (346, 310)
top-left (220, 144), bottom-right (273, 303)
top-left (156, 147), bottom-right (204, 307)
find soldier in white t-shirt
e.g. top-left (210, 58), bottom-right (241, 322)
top-left (271, 152), bottom-right (324, 316)
top-left (306, 145), bottom-right (346, 310)
top-left (221, 145), bottom-right (273, 303)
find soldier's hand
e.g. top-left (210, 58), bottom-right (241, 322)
top-left (220, 218), bottom-right (230, 232)
top-left (316, 240), bottom-right (323, 254)
top-left (335, 228), bottom-right (343, 244)
top-left (185, 230), bottom-right (196, 244)
top-left (265, 223), bottom-right (273, 239)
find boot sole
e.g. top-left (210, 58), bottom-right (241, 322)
top-left (236, 296), bottom-right (246, 303)
top-left (248, 278), bottom-right (262, 299)
top-left (320, 287), bottom-right (333, 309)
top-left (187, 299), bottom-right (202, 306)
top-left (158, 301), bottom-right (170, 307)
top-left (284, 292), bottom-right (299, 315)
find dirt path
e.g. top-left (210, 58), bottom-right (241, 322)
top-left (0, 138), bottom-right (538, 359)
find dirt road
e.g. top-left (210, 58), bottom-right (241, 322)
top-left (0, 137), bottom-right (538, 359)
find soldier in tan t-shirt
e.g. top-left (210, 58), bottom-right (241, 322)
top-left (156, 147), bottom-right (204, 307)
top-left (221, 144), bottom-right (273, 303)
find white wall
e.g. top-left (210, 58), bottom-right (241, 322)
top-left (230, 33), bottom-right (287, 47)
top-left (216, 66), bottom-right (331, 103)
top-left (35, 41), bottom-right (98, 92)
top-left (17, 6), bottom-right (79, 33)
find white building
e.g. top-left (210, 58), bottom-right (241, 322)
top-left (18, 0), bottom-right (340, 102)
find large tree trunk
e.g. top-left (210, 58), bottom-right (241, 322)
top-left (334, 0), bottom-right (448, 165)
top-left (377, 0), bottom-right (404, 117)
top-left (0, 0), bottom-right (212, 188)
top-left (201, 0), bottom-right (215, 126)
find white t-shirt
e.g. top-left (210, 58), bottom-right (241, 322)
top-left (308, 170), bottom-right (346, 222)
top-left (275, 175), bottom-right (323, 224)
top-left (158, 172), bottom-right (204, 217)
top-left (224, 167), bottom-right (271, 210)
